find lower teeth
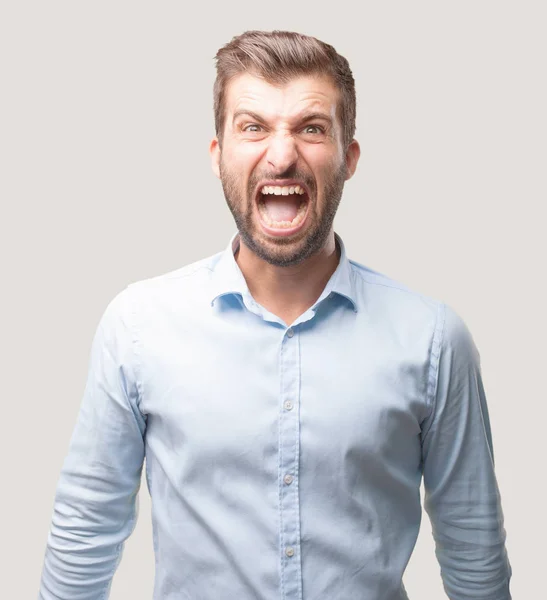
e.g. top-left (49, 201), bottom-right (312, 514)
top-left (258, 199), bottom-right (307, 228)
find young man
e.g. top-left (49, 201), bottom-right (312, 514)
top-left (38, 30), bottom-right (512, 600)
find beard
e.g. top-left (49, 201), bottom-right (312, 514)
top-left (219, 156), bottom-right (347, 267)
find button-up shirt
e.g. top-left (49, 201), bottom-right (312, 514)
top-left (38, 231), bottom-right (512, 599)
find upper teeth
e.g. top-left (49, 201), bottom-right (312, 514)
top-left (261, 185), bottom-right (305, 195)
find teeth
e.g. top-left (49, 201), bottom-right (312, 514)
top-left (260, 184), bottom-right (305, 195)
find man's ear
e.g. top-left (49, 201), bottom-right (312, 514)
top-left (209, 137), bottom-right (221, 179)
top-left (344, 139), bottom-right (361, 180)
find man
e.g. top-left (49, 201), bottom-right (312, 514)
top-left (38, 30), bottom-right (512, 600)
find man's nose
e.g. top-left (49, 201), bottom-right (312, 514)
top-left (265, 133), bottom-right (298, 174)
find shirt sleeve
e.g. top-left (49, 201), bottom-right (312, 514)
top-left (38, 287), bottom-right (146, 600)
top-left (420, 303), bottom-right (512, 600)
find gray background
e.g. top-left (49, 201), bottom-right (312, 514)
top-left (1, 1), bottom-right (545, 598)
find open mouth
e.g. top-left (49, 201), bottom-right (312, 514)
top-left (255, 183), bottom-right (311, 234)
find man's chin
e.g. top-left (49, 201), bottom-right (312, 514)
top-left (239, 221), bottom-right (326, 268)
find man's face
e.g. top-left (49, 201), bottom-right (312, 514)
top-left (210, 73), bottom-right (360, 267)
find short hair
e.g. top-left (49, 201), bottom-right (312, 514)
top-left (213, 30), bottom-right (356, 150)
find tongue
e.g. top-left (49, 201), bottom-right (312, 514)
top-left (263, 194), bottom-right (301, 222)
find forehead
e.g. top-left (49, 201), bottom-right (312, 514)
top-left (224, 72), bottom-right (340, 121)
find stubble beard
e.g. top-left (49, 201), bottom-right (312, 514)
top-left (219, 156), bottom-right (347, 267)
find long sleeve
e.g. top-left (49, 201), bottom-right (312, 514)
top-left (38, 288), bottom-right (146, 600)
top-left (420, 303), bottom-right (512, 600)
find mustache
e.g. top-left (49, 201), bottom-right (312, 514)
top-left (248, 170), bottom-right (315, 194)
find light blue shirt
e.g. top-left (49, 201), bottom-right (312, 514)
top-left (39, 231), bottom-right (512, 600)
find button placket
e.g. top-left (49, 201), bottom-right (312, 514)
top-left (278, 324), bottom-right (303, 598)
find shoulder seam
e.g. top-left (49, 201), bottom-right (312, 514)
top-left (128, 263), bottom-right (215, 289)
top-left (124, 285), bottom-right (146, 419)
top-left (351, 264), bottom-right (404, 289)
top-left (351, 264), bottom-right (436, 302)
top-left (422, 301), bottom-right (446, 439)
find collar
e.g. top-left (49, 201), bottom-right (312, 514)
top-left (209, 230), bottom-right (359, 313)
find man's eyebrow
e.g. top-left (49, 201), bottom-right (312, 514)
top-left (232, 110), bottom-right (333, 126)
top-left (297, 112), bottom-right (333, 124)
top-left (232, 110), bottom-right (265, 125)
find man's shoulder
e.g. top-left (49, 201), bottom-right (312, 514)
top-left (348, 259), bottom-right (478, 358)
top-left (129, 250), bottom-right (222, 292)
top-left (111, 250), bottom-right (223, 314)
top-left (347, 258), bottom-right (452, 355)
top-left (349, 258), bottom-right (442, 313)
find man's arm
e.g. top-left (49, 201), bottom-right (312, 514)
top-left (420, 303), bottom-right (512, 600)
top-left (38, 288), bottom-right (146, 600)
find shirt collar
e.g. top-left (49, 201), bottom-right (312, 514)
top-left (210, 230), bottom-right (359, 313)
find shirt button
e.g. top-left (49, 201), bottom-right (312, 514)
top-left (283, 474), bottom-right (294, 485)
top-left (283, 400), bottom-right (293, 411)
top-left (287, 328), bottom-right (294, 338)
top-left (285, 546), bottom-right (295, 558)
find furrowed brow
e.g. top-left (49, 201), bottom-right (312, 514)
top-left (232, 110), bottom-right (266, 125)
top-left (298, 112), bottom-right (333, 125)
top-left (232, 110), bottom-right (333, 126)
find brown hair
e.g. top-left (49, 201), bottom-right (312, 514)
top-left (213, 30), bottom-right (356, 150)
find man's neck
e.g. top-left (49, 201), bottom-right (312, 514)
top-left (234, 233), bottom-right (341, 324)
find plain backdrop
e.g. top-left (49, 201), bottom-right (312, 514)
top-left (1, 1), bottom-right (545, 598)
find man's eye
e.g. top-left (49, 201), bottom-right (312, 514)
top-left (302, 125), bottom-right (324, 135)
top-left (243, 124), bottom-right (262, 132)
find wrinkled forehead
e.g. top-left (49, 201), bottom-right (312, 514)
top-left (224, 72), bottom-right (341, 126)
